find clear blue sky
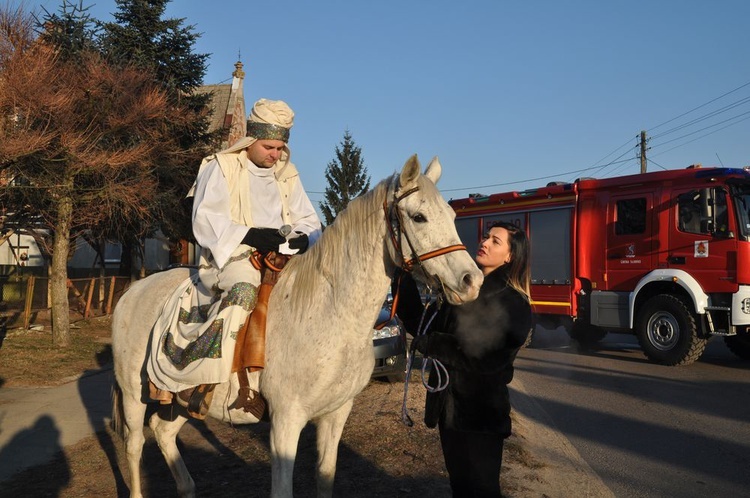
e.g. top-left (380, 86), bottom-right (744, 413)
top-left (37, 0), bottom-right (750, 207)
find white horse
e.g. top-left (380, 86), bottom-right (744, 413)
top-left (111, 155), bottom-right (483, 498)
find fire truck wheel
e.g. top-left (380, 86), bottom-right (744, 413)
top-left (724, 330), bottom-right (750, 360)
top-left (635, 294), bottom-right (706, 366)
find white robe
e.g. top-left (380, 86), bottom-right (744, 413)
top-left (148, 152), bottom-right (322, 392)
top-left (192, 156), bottom-right (321, 268)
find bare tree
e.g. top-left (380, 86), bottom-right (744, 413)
top-left (0, 5), bottom-right (197, 346)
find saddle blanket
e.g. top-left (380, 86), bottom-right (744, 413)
top-left (147, 251), bottom-right (260, 393)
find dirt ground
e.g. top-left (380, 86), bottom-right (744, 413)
top-left (0, 317), bottom-right (551, 497)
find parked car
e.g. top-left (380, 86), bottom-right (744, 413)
top-left (371, 306), bottom-right (408, 383)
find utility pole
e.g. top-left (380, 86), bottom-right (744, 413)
top-left (640, 130), bottom-right (647, 173)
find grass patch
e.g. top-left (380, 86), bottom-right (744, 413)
top-left (0, 316), bottom-right (112, 388)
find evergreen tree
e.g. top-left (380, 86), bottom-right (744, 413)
top-left (320, 131), bottom-right (371, 226)
top-left (98, 0), bottom-right (207, 94)
top-left (36, 0), bottom-right (98, 61)
top-left (97, 0), bottom-right (216, 274)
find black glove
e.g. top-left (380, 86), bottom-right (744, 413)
top-left (242, 227), bottom-right (286, 253)
top-left (288, 232), bottom-right (309, 254)
top-left (410, 334), bottom-right (430, 355)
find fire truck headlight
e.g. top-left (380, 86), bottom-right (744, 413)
top-left (742, 298), bottom-right (750, 314)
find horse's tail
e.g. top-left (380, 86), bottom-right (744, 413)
top-left (111, 379), bottom-right (126, 439)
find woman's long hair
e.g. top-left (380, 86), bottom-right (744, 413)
top-left (488, 221), bottom-right (531, 300)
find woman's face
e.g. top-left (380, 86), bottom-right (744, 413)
top-left (475, 226), bottom-right (512, 275)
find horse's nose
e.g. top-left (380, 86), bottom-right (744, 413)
top-left (462, 270), bottom-right (483, 295)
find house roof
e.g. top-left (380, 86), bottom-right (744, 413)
top-left (195, 83), bottom-right (232, 134)
top-left (195, 61), bottom-right (247, 148)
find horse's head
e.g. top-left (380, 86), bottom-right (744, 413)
top-left (386, 154), bottom-right (483, 304)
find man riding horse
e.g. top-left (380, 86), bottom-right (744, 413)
top-left (147, 99), bottom-right (322, 418)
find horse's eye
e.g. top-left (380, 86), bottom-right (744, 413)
top-left (412, 213), bottom-right (427, 223)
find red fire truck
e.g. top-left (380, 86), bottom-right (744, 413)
top-left (449, 165), bottom-right (750, 365)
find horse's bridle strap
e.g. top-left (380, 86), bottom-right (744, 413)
top-left (376, 179), bottom-right (469, 329)
top-left (383, 180), bottom-right (468, 273)
top-left (403, 244), bottom-right (467, 271)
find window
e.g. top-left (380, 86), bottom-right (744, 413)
top-left (677, 188), bottom-right (729, 236)
top-left (715, 189), bottom-right (729, 235)
top-left (678, 191), bottom-right (703, 234)
top-left (615, 198), bottom-right (646, 235)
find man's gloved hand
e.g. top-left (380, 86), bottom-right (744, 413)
top-left (288, 232), bottom-right (309, 254)
top-left (242, 227), bottom-right (286, 253)
top-left (410, 334), bottom-right (430, 355)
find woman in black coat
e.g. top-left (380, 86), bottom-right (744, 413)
top-left (395, 221), bottom-right (532, 497)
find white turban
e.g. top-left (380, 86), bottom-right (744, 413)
top-left (249, 98), bottom-right (294, 128)
top-left (221, 99), bottom-right (295, 154)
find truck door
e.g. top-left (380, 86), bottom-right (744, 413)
top-left (668, 187), bottom-right (736, 292)
top-left (606, 194), bottom-right (654, 290)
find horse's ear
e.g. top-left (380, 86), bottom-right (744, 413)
top-left (400, 154), bottom-right (421, 187)
top-left (424, 156), bottom-right (442, 185)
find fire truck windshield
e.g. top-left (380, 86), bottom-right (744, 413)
top-left (730, 184), bottom-right (750, 238)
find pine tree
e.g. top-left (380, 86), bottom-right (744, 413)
top-left (37, 0), bottom-right (99, 60)
top-left (98, 0), bottom-right (208, 95)
top-left (320, 131), bottom-right (371, 226)
top-left (97, 0), bottom-right (216, 274)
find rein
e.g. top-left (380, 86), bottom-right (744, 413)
top-left (399, 298), bottom-right (449, 427)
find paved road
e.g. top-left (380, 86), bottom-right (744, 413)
top-left (514, 327), bottom-right (750, 498)
top-left (0, 367), bottom-right (114, 482)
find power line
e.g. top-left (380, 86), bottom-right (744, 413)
top-left (647, 79), bottom-right (750, 133)
top-left (642, 79), bottom-right (750, 160)
top-left (650, 95), bottom-right (750, 140)
top-left (646, 157), bottom-right (669, 171)
top-left (651, 112), bottom-right (750, 158)
top-left (440, 161), bottom-right (634, 194)
top-left (585, 141), bottom-right (640, 180)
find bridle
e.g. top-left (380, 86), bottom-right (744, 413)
top-left (376, 177), bottom-right (466, 328)
top-left (382, 180), bottom-right (466, 274)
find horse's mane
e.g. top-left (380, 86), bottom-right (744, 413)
top-left (281, 174), bottom-right (395, 312)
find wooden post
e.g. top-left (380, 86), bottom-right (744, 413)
top-left (84, 277), bottom-right (95, 319)
top-left (67, 279), bottom-right (87, 313)
top-left (23, 276), bottom-right (35, 329)
top-left (106, 276), bottom-right (116, 314)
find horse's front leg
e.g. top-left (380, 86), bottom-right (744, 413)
top-left (269, 410), bottom-right (308, 498)
top-left (313, 399), bottom-right (354, 498)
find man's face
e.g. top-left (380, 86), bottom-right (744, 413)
top-left (247, 139), bottom-right (286, 168)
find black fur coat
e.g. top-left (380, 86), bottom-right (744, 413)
top-left (395, 265), bottom-right (532, 436)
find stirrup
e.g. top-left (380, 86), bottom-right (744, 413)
top-left (176, 384), bottom-right (216, 420)
top-left (230, 386), bottom-right (268, 421)
top-left (244, 390), bottom-right (268, 421)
